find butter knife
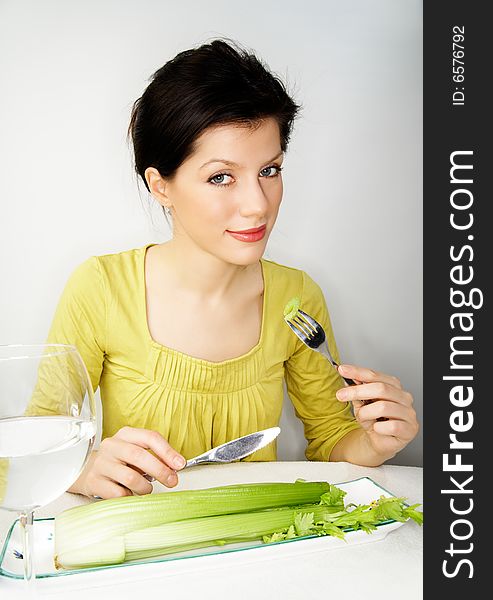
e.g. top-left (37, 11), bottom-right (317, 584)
top-left (130, 427), bottom-right (281, 488)
top-left (184, 426), bottom-right (281, 468)
top-left (94, 428), bottom-right (281, 497)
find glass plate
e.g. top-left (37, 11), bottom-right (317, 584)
top-left (0, 476), bottom-right (406, 579)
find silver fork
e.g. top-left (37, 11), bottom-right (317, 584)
top-left (284, 309), bottom-right (356, 386)
top-left (285, 309), bottom-right (382, 413)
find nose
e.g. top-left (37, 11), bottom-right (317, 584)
top-left (238, 176), bottom-right (271, 219)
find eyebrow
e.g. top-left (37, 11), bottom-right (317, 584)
top-left (199, 152), bottom-right (283, 170)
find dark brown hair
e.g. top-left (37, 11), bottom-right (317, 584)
top-left (127, 37), bottom-right (302, 192)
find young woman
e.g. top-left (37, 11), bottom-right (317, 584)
top-left (46, 39), bottom-right (419, 499)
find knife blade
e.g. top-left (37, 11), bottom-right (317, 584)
top-left (184, 426), bottom-right (281, 468)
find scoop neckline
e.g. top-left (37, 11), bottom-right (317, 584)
top-left (140, 243), bottom-right (268, 366)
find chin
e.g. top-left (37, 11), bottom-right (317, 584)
top-left (222, 244), bottom-right (267, 267)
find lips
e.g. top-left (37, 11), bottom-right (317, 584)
top-left (226, 224), bottom-right (267, 243)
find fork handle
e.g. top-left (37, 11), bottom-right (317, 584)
top-left (341, 373), bottom-right (376, 407)
top-left (331, 360), bottom-right (356, 387)
top-left (328, 354), bottom-right (381, 412)
top-left (337, 367), bottom-right (387, 420)
top-left (334, 362), bottom-right (376, 408)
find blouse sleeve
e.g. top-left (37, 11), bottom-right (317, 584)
top-left (284, 271), bottom-right (361, 461)
top-left (24, 257), bottom-right (106, 418)
top-left (44, 256), bottom-right (107, 393)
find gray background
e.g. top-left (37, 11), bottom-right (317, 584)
top-left (0, 0), bottom-right (422, 466)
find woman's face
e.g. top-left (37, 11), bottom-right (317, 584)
top-left (152, 117), bottom-right (284, 266)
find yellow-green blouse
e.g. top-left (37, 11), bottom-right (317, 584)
top-left (44, 244), bottom-right (361, 461)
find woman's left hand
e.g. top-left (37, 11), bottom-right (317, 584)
top-left (335, 364), bottom-right (419, 460)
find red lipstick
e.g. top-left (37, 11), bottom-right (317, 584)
top-left (226, 224), bottom-right (267, 243)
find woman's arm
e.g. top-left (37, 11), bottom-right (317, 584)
top-left (283, 270), bottom-right (419, 466)
top-left (45, 257), bottom-right (107, 392)
top-left (283, 273), bottom-right (362, 462)
top-left (44, 258), bottom-right (187, 498)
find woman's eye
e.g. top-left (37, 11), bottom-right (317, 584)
top-left (208, 165), bottom-right (283, 187)
top-left (260, 166), bottom-right (282, 177)
top-left (209, 173), bottom-right (233, 186)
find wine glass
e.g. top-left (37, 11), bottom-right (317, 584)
top-left (0, 344), bottom-right (96, 589)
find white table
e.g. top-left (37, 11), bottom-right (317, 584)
top-left (0, 461), bottom-right (423, 600)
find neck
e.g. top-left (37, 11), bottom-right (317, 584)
top-left (156, 239), bottom-right (260, 303)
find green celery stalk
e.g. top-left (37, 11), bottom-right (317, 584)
top-left (124, 504), bottom-right (335, 560)
top-left (57, 503), bottom-right (331, 568)
top-left (54, 481), bottom-right (330, 568)
top-left (55, 482), bottom-right (423, 570)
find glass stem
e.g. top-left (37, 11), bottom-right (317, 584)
top-left (19, 510), bottom-right (35, 586)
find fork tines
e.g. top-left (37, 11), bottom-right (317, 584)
top-left (292, 313), bottom-right (315, 338)
top-left (297, 309), bottom-right (318, 330)
top-left (296, 309), bottom-right (320, 335)
top-left (285, 309), bottom-right (326, 348)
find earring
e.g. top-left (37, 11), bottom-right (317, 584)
top-left (164, 206), bottom-right (171, 216)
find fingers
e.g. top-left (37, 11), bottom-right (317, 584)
top-left (101, 433), bottom-right (182, 490)
top-left (73, 452), bottom-right (135, 499)
top-left (338, 364), bottom-right (403, 390)
top-left (355, 400), bottom-right (419, 444)
top-left (356, 400), bottom-right (411, 424)
top-left (89, 477), bottom-right (133, 500)
top-left (334, 366), bottom-right (419, 446)
top-left (107, 462), bottom-right (154, 496)
top-left (114, 426), bottom-right (186, 471)
top-left (336, 381), bottom-right (414, 406)
top-left (107, 438), bottom-right (177, 486)
top-left (372, 417), bottom-right (418, 441)
top-left (79, 428), bottom-right (187, 499)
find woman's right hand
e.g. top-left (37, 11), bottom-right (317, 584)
top-left (68, 426), bottom-right (186, 499)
